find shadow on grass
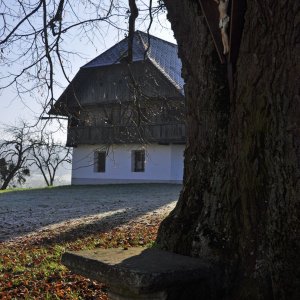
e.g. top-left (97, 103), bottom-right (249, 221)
top-left (32, 208), bottom-right (154, 246)
top-left (0, 184), bottom-right (181, 244)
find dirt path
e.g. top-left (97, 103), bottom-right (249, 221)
top-left (0, 184), bottom-right (180, 244)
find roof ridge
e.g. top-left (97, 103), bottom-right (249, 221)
top-left (136, 30), bottom-right (178, 48)
top-left (148, 56), bottom-right (182, 91)
top-left (81, 35), bottom-right (129, 69)
top-left (80, 31), bottom-right (183, 92)
top-left (136, 31), bottom-right (148, 57)
top-left (82, 31), bottom-right (178, 69)
top-left (136, 31), bottom-right (183, 92)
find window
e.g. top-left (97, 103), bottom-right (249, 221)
top-left (132, 150), bottom-right (145, 172)
top-left (94, 152), bottom-right (106, 172)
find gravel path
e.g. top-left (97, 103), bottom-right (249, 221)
top-left (0, 184), bottom-right (180, 243)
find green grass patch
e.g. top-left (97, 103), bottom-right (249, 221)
top-left (0, 185), bottom-right (64, 194)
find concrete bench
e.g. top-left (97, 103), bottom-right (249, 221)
top-left (62, 247), bottom-right (218, 300)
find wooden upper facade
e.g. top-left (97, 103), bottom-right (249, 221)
top-left (50, 31), bottom-right (185, 146)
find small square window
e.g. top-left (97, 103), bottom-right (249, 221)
top-left (132, 150), bottom-right (145, 172)
top-left (94, 152), bottom-right (106, 172)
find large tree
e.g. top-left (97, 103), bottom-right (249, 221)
top-left (156, 1), bottom-right (300, 299)
top-left (0, 0), bottom-right (299, 298)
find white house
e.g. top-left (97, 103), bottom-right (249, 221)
top-left (50, 31), bottom-right (186, 185)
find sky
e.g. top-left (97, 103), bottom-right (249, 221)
top-left (0, 0), bottom-right (176, 187)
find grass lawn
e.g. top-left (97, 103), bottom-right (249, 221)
top-left (0, 218), bottom-right (160, 299)
top-left (0, 184), bottom-right (179, 299)
top-left (0, 186), bottom-right (55, 194)
top-left (0, 184), bottom-right (179, 243)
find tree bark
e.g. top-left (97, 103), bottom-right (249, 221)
top-left (157, 0), bottom-right (300, 298)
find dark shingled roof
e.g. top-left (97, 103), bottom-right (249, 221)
top-left (82, 31), bottom-right (184, 92)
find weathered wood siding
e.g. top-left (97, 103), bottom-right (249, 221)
top-left (67, 123), bottom-right (186, 146)
top-left (67, 97), bottom-right (185, 146)
top-left (58, 59), bottom-right (186, 146)
top-left (63, 60), bottom-right (182, 109)
top-left (73, 99), bottom-right (184, 126)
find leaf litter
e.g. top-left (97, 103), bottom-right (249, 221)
top-left (0, 207), bottom-right (173, 299)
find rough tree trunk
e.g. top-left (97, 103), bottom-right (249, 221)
top-left (157, 0), bottom-right (300, 299)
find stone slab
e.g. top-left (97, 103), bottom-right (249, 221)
top-left (62, 247), bottom-right (212, 295)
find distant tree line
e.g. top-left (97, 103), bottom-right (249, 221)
top-left (0, 123), bottom-right (71, 190)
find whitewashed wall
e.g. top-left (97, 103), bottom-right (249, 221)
top-left (71, 144), bottom-right (184, 185)
top-left (170, 145), bottom-right (185, 181)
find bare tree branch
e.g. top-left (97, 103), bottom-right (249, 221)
top-left (29, 130), bottom-right (71, 186)
top-left (0, 1), bottom-right (43, 45)
top-left (128, 0), bottom-right (138, 62)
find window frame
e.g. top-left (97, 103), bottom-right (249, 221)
top-left (94, 151), bottom-right (106, 173)
top-left (132, 150), bottom-right (145, 172)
